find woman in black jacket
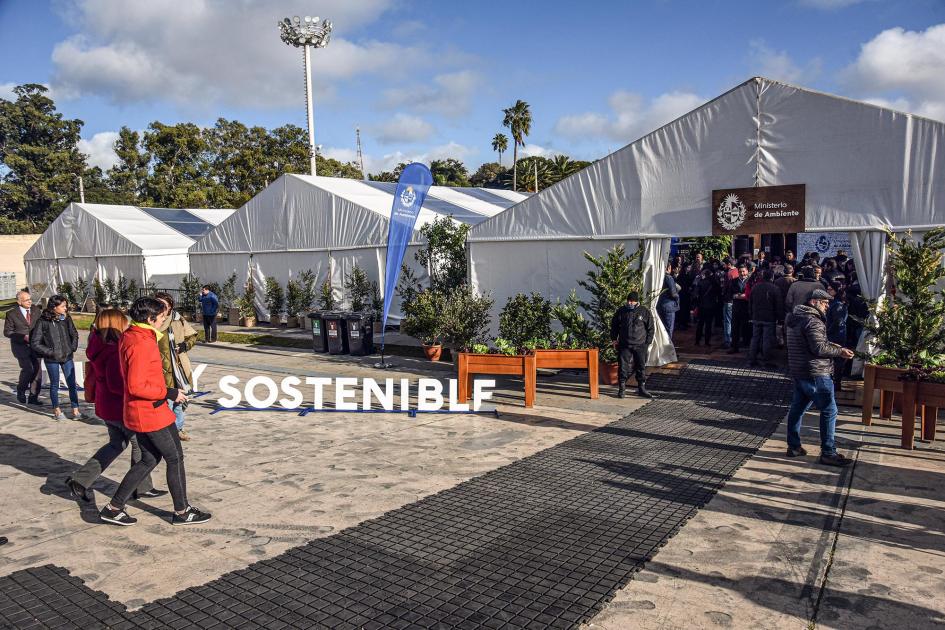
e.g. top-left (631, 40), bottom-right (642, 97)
top-left (31, 295), bottom-right (82, 421)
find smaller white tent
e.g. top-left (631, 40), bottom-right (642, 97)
top-left (189, 174), bottom-right (528, 321)
top-left (25, 203), bottom-right (234, 298)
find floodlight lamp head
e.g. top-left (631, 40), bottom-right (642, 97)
top-left (278, 15), bottom-right (333, 48)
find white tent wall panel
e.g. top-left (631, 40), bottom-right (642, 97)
top-left (247, 252), bottom-right (332, 322)
top-left (144, 253), bottom-right (192, 288)
top-left (469, 238), bottom-right (641, 337)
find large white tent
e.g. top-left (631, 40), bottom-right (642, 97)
top-left (188, 174), bottom-right (527, 321)
top-left (25, 203), bottom-right (235, 298)
top-left (468, 77), bottom-right (945, 366)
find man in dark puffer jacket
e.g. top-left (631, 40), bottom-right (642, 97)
top-left (785, 289), bottom-right (855, 466)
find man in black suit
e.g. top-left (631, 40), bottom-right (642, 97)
top-left (4, 289), bottom-right (43, 404)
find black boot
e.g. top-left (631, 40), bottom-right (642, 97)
top-left (16, 390), bottom-right (26, 404)
top-left (617, 384), bottom-right (626, 399)
top-left (637, 384), bottom-right (654, 399)
top-left (27, 394), bottom-right (43, 406)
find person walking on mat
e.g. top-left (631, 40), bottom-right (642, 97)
top-left (4, 289), bottom-right (43, 405)
top-left (66, 308), bottom-right (166, 502)
top-left (610, 291), bottom-right (654, 399)
top-left (30, 295), bottom-right (83, 421)
top-left (99, 297), bottom-right (210, 527)
top-left (785, 288), bottom-right (855, 467)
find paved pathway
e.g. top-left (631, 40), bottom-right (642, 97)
top-left (0, 362), bottom-right (791, 629)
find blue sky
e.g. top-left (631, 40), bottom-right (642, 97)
top-left (1, 0), bottom-right (943, 174)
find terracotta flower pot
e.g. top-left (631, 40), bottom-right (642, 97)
top-left (242, 316), bottom-right (256, 328)
top-left (423, 343), bottom-right (443, 361)
top-left (599, 360), bottom-right (620, 385)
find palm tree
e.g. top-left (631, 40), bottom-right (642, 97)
top-left (502, 100), bottom-right (532, 191)
top-left (551, 154), bottom-right (577, 182)
top-left (491, 133), bottom-right (508, 166)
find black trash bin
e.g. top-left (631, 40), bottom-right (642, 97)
top-left (345, 312), bottom-right (374, 356)
top-left (323, 311), bottom-right (349, 355)
top-left (308, 312), bottom-right (329, 353)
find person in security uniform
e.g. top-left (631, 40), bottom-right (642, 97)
top-left (610, 291), bottom-right (655, 399)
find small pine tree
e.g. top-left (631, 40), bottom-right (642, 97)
top-left (865, 227), bottom-right (945, 370)
top-left (318, 278), bottom-right (335, 311)
top-left (577, 244), bottom-right (646, 361)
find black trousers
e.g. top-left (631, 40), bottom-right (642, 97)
top-left (696, 310), bottom-right (715, 345)
top-left (618, 345), bottom-right (647, 388)
top-left (71, 423), bottom-right (153, 494)
top-left (731, 309), bottom-right (751, 350)
top-left (112, 425), bottom-right (188, 512)
top-left (203, 318), bottom-right (217, 342)
top-left (14, 350), bottom-right (41, 396)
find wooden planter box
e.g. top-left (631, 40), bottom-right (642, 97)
top-left (286, 316), bottom-right (298, 328)
top-left (457, 352), bottom-right (537, 408)
top-left (862, 364), bottom-right (943, 449)
top-left (535, 348), bottom-right (599, 399)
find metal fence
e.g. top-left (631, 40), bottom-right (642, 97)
top-left (0, 272), bottom-right (17, 300)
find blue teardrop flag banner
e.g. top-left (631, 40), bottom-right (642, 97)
top-left (381, 163), bottom-right (433, 348)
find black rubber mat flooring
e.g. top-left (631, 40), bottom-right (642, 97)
top-left (0, 361), bottom-right (792, 629)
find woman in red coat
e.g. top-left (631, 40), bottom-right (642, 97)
top-left (100, 297), bottom-right (211, 527)
top-left (65, 309), bottom-right (166, 502)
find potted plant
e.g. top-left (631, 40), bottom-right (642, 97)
top-left (317, 277), bottom-right (336, 312)
top-left (299, 269), bottom-right (317, 328)
top-left (343, 264), bottom-right (372, 314)
top-left (237, 278), bottom-right (258, 327)
top-left (400, 289), bottom-right (446, 360)
top-left (370, 281), bottom-right (384, 335)
top-left (860, 227), bottom-right (945, 448)
top-left (573, 244), bottom-right (645, 385)
top-left (264, 277), bottom-right (286, 325)
top-left (93, 278), bottom-right (108, 311)
top-left (218, 272), bottom-right (239, 323)
top-left (177, 274), bottom-right (201, 321)
top-left (285, 279), bottom-right (304, 328)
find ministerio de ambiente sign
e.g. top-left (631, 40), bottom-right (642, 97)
top-left (711, 184), bottom-right (806, 235)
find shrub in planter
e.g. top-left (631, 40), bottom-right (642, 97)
top-left (438, 286), bottom-right (494, 354)
top-left (862, 227), bottom-right (945, 372)
top-left (344, 264), bottom-right (372, 313)
top-left (317, 278), bottom-right (336, 311)
top-left (499, 292), bottom-right (552, 352)
top-left (236, 278), bottom-right (258, 326)
top-left (264, 278), bottom-right (286, 324)
top-left (178, 274), bottom-right (201, 317)
top-left (93, 278), bottom-right (108, 309)
top-left (286, 279), bottom-right (304, 317)
top-left (400, 289), bottom-right (445, 347)
top-left (577, 244), bottom-right (645, 365)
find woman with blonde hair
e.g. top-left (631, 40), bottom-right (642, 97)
top-left (65, 308), bottom-right (167, 502)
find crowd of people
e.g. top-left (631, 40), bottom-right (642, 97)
top-left (655, 247), bottom-right (867, 390)
top-left (4, 287), bottom-right (212, 526)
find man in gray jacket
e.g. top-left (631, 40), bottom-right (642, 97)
top-left (785, 289), bottom-right (855, 466)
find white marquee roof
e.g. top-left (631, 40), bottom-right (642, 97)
top-left (190, 174), bottom-right (529, 255)
top-left (26, 203), bottom-right (235, 261)
top-left (469, 76), bottom-right (945, 242)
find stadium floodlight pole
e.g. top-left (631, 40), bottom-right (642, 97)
top-left (278, 15), bottom-right (332, 176)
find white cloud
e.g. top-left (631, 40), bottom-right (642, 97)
top-left (48, 0), bottom-right (452, 109)
top-left (0, 82), bottom-right (18, 101)
top-left (381, 70), bottom-right (480, 117)
top-left (554, 90), bottom-right (705, 143)
top-left (327, 141), bottom-right (475, 175)
top-left (844, 23), bottom-right (945, 121)
top-left (372, 113), bottom-right (435, 144)
top-left (518, 144), bottom-right (560, 159)
top-left (749, 39), bottom-right (822, 84)
top-left (78, 131), bottom-right (121, 170)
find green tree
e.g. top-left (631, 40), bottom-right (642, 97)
top-left (577, 244), bottom-right (646, 362)
top-left (143, 121), bottom-right (220, 207)
top-left (502, 99), bottom-right (532, 192)
top-left (430, 158), bottom-right (470, 187)
top-left (316, 155), bottom-right (363, 179)
top-left (369, 162), bottom-right (408, 183)
top-left (0, 84), bottom-right (86, 230)
top-left (690, 236), bottom-right (733, 260)
top-left (416, 215), bottom-right (470, 292)
top-left (470, 162), bottom-right (507, 188)
top-left (491, 133), bottom-right (508, 166)
top-left (207, 118), bottom-right (270, 207)
top-left (107, 126), bottom-right (150, 204)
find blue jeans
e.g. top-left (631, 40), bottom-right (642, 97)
top-left (787, 376), bottom-right (838, 455)
top-left (47, 360), bottom-right (79, 410)
top-left (658, 309), bottom-right (676, 340)
top-left (722, 302), bottom-right (733, 344)
top-left (167, 400), bottom-right (186, 431)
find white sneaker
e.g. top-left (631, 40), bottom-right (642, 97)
top-left (53, 410), bottom-right (67, 421)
